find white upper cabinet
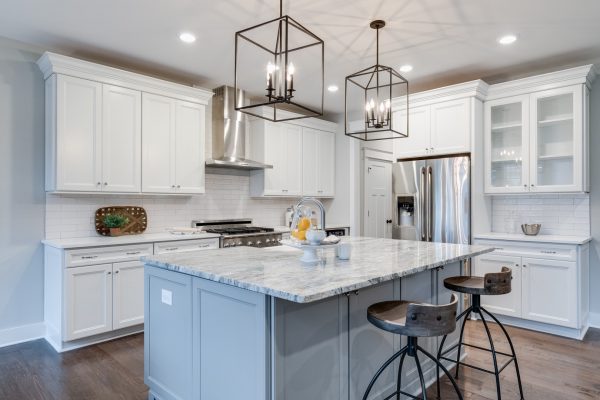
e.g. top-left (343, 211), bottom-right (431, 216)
top-left (429, 98), bottom-right (471, 155)
top-left (249, 119), bottom-right (336, 198)
top-left (52, 75), bottom-right (102, 192)
top-left (102, 85), bottom-right (142, 192)
top-left (484, 65), bottom-right (593, 194)
top-left (392, 106), bottom-right (430, 159)
top-left (39, 52), bottom-right (212, 195)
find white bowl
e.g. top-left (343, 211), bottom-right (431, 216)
top-left (305, 229), bottom-right (326, 245)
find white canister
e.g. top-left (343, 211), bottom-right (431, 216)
top-left (336, 243), bottom-right (352, 260)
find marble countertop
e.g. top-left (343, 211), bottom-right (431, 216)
top-left (273, 224), bottom-right (351, 233)
top-left (42, 232), bottom-right (222, 249)
top-left (142, 237), bottom-right (494, 303)
top-left (474, 232), bottom-right (591, 245)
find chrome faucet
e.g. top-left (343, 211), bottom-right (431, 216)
top-left (295, 197), bottom-right (326, 230)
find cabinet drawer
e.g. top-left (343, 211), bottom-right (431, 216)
top-left (474, 240), bottom-right (577, 262)
top-left (66, 244), bottom-right (153, 268)
top-left (153, 238), bottom-right (220, 254)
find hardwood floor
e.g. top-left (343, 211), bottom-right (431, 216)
top-left (0, 323), bottom-right (599, 399)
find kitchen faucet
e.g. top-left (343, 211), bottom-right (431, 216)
top-left (295, 197), bottom-right (326, 230)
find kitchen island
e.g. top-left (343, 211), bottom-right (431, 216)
top-left (142, 237), bottom-right (493, 400)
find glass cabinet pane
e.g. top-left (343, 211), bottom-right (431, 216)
top-left (535, 92), bottom-right (574, 187)
top-left (489, 102), bottom-right (524, 188)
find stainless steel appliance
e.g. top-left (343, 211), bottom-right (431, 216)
top-left (191, 219), bottom-right (282, 248)
top-left (325, 227), bottom-right (350, 237)
top-left (205, 86), bottom-right (273, 170)
top-left (392, 155), bottom-right (470, 245)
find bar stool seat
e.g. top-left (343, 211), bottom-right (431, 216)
top-left (362, 294), bottom-right (464, 400)
top-left (437, 267), bottom-right (524, 400)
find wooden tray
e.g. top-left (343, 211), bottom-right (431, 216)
top-left (95, 206), bottom-right (147, 236)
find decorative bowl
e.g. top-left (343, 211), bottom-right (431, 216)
top-left (521, 224), bottom-right (541, 236)
top-left (305, 229), bottom-right (326, 245)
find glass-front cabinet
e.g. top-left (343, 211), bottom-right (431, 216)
top-left (484, 84), bottom-right (587, 194)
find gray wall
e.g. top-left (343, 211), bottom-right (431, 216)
top-left (0, 37), bottom-right (45, 334)
top-left (589, 78), bottom-right (600, 317)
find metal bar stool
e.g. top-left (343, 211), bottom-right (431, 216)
top-left (437, 267), bottom-right (524, 400)
top-left (362, 294), bottom-right (463, 400)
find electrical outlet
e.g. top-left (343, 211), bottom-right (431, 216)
top-left (161, 289), bottom-right (172, 306)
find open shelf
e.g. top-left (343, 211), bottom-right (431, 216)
top-left (537, 154), bottom-right (573, 161)
top-left (491, 121), bottom-right (522, 130)
top-left (491, 158), bottom-right (523, 163)
top-left (538, 114), bottom-right (573, 126)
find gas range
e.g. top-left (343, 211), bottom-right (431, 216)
top-left (191, 219), bottom-right (282, 248)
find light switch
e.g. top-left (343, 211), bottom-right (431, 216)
top-left (161, 289), bottom-right (172, 306)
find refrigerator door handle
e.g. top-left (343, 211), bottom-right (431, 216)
top-left (420, 166), bottom-right (427, 241)
top-left (428, 166), bottom-right (433, 242)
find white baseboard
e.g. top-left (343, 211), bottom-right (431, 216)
top-left (0, 322), bottom-right (45, 348)
top-left (589, 312), bottom-right (600, 328)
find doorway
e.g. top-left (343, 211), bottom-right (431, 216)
top-left (363, 157), bottom-right (392, 239)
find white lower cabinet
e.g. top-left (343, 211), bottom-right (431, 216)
top-left (473, 239), bottom-right (589, 338)
top-left (113, 261), bottom-right (145, 330)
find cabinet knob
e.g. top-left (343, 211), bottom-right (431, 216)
top-left (172, 185), bottom-right (176, 188)
top-left (523, 184), bottom-right (527, 187)
top-left (97, 182), bottom-right (101, 186)
top-left (177, 185), bottom-right (181, 189)
top-left (104, 182), bottom-right (108, 186)
top-left (107, 271), bottom-right (112, 275)
top-left (115, 270), bottom-right (119, 274)
top-left (531, 184), bottom-right (535, 187)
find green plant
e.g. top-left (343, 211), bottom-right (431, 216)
top-left (103, 213), bottom-right (129, 229)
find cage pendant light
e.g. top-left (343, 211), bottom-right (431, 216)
top-left (345, 20), bottom-right (409, 141)
top-left (234, 0), bottom-right (324, 122)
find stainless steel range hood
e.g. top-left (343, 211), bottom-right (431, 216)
top-left (206, 86), bottom-right (273, 170)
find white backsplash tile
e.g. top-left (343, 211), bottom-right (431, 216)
top-left (491, 193), bottom-right (590, 236)
top-left (45, 170), bottom-right (324, 239)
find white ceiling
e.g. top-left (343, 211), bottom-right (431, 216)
top-left (2, 0), bottom-right (600, 115)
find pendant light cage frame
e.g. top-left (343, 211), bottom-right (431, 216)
top-left (345, 21), bottom-right (409, 141)
top-left (234, 8), bottom-right (324, 122)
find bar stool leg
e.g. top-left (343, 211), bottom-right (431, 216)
top-left (418, 346), bottom-right (464, 400)
top-left (414, 352), bottom-right (428, 400)
top-left (481, 308), bottom-right (525, 400)
top-left (477, 309), bottom-right (502, 400)
top-left (362, 346), bottom-right (408, 400)
top-left (437, 304), bottom-right (473, 396)
top-left (396, 351), bottom-right (407, 400)
top-left (454, 306), bottom-right (472, 379)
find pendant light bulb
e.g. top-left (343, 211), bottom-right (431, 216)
top-left (369, 98), bottom-right (375, 108)
top-left (287, 62), bottom-right (295, 77)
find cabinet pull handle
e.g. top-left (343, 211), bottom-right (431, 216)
top-left (495, 247), bottom-right (504, 250)
top-left (523, 184), bottom-right (527, 188)
top-left (540, 250), bottom-right (557, 254)
top-left (115, 270), bottom-right (119, 274)
top-left (97, 182), bottom-right (101, 186)
top-left (81, 255), bottom-right (98, 259)
top-left (104, 182), bottom-right (108, 186)
top-left (171, 185), bottom-right (176, 188)
top-left (165, 247), bottom-right (178, 251)
top-left (522, 265), bottom-right (527, 268)
top-left (126, 251), bottom-right (141, 255)
top-left (107, 271), bottom-right (112, 275)
top-left (177, 185), bottom-right (181, 189)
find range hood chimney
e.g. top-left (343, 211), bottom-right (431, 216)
top-left (206, 86), bottom-right (273, 170)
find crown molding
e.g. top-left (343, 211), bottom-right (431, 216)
top-left (36, 52), bottom-right (213, 104)
top-left (392, 79), bottom-right (489, 108)
top-left (486, 64), bottom-right (596, 101)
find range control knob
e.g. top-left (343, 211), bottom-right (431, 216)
top-left (223, 243), bottom-right (230, 248)
top-left (247, 241), bottom-right (254, 246)
top-left (256, 240), bottom-right (262, 246)
top-left (265, 238), bottom-right (271, 243)
top-left (237, 241), bottom-right (243, 246)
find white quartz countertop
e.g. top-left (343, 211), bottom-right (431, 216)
top-left (142, 237), bottom-right (494, 303)
top-left (273, 224), bottom-right (350, 232)
top-left (474, 232), bottom-right (591, 245)
top-left (42, 232), bottom-right (222, 249)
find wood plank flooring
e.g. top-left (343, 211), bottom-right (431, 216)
top-left (0, 322), bottom-right (599, 399)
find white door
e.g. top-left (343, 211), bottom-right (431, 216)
top-left (364, 158), bottom-right (392, 238)
top-left (175, 100), bottom-right (205, 194)
top-left (529, 86), bottom-right (583, 193)
top-left (317, 130), bottom-right (335, 197)
top-left (301, 128), bottom-right (319, 196)
top-left (102, 85), bottom-right (141, 192)
top-left (113, 261), bottom-right (145, 329)
top-left (283, 124), bottom-right (303, 196)
top-left (472, 254), bottom-right (522, 318)
top-left (430, 98), bottom-right (471, 155)
top-left (393, 106), bottom-right (430, 160)
top-left (484, 95), bottom-right (530, 194)
top-left (142, 93), bottom-right (175, 193)
top-left (56, 75), bottom-right (102, 191)
top-left (521, 257), bottom-right (578, 328)
top-left (65, 263), bottom-right (113, 340)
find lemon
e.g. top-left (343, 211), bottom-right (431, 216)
top-left (298, 217), bottom-right (311, 231)
top-left (292, 229), bottom-right (306, 241)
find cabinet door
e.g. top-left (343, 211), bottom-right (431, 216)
top-left (283, 124), bottom-right (303, 196)
top-left (393, 106), bottom-right (430, 160)
top-left (175, 101), bottom-right (206, 194)
top-left (142, 93), bottom-right (175, 193)
top-left (529, 86), bottom-right (583, 193)
top-left (430, 98), bottom-right (471, 155)
top-left (102, 85), bottom-right (141, 192)
top-left (317, 130), bottom-right (335, 197)
top-left (348, 281), bottom-right (399, 400)
top-left (301, 128), bottom-right (319, 196)
top-left (113, 261), bottom-right (144, 330)
top-left (65, 263), bottom-right (113, 340)
top-left (262, 122), bottom-right (285, 195)
top-left (56, 75), bottom-right (102, 191)
top-left (473, 254), bottom-right (522, 318)
top-left (521, 257), bottom-right (578, 328)
top-left (484, 95), bottom-right (530, 194)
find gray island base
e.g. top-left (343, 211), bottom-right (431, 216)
top-left (142, 237), bottom-right (493, 400)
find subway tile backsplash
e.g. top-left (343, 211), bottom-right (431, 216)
top-left (45, 170), bottom-right (324, 240)
top-left (491, 194), bottom-right (590, 236)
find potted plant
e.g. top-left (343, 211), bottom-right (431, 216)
top-left (103, 213), bottom-right (129, 236)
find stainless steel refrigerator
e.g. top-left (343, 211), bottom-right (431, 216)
top-left (392, 155), bottom-right (470, 245)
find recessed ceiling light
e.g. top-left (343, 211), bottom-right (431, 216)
top-left (327, 85), bottom-right (339, 92)
top-left (179, 32), bottom-right (196, 43)
top-left (498, 34), bottom-right (517, 45)
top-left (399, 65), bottom-right (413, 73)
